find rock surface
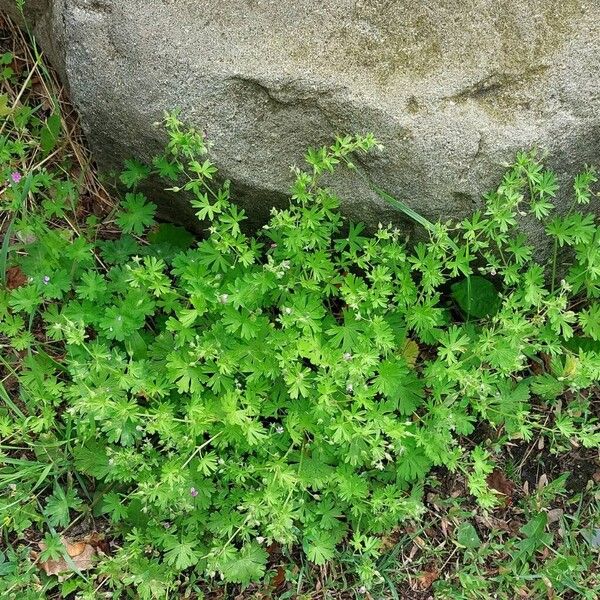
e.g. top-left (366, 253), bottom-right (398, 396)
top-left (4, 0), bottom-right (600, 235)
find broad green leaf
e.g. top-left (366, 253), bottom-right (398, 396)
top-left (451, 276), bottom-right (500, 319)
top-left (456, 522), bottom-right (481, 549)
top-left (40, 112), bottom-right (62, 154)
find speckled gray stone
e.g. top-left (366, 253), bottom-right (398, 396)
top-left (4, 0), bottom-right (600, 237)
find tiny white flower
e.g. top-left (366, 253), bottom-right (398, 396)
top-left (218, 293), bottom-right (229, 304)
top-left (275, 425), bottom-right (284, 434)
top-left (343, 352), bottom-right (353, 361)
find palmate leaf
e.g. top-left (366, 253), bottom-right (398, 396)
top-left (164, 537), bottom-right (200, 571)
top-left (578, 303), bottom-right (600, 340)
top-left (326, 312), bottom-right (364, 351)
top-left (120, 159), bottom-right (151, 188)
top-left (220, 544), bottom-right (268, 585)
top-left (44, 485), bottom-right (83, 528)
top-left (101, 492), bottom-right (129, 523)
top-left (116, 193), bottom-right (157, 235)
top-left (396, 439), bottom-right (431, 482)
top-left (375, 358), bottom-right (424, 414)
top-left (303, 531), bottom-right (336, 566)
top-left (73, 443), bottom-right (111, 479)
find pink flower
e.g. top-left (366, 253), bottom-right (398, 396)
top-left (190, 487), bottom-right (198, 497)
top-left (10, 172), bottom-right (22, 184)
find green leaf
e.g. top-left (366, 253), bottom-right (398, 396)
top-left (164, 537), bottom-right (200, 571)
top-left (73, 443), bottom-right (111, 478)
top-left (563, 336), bottom-right (600, 354)
top-left (578, 304), bottom-right (600, 341)
top-left (40, 112), bottom-right (62, 155)
top-left (0, 94), bottom-right (11, 117)
top-left (152, 154), bottom-right (181, 181)
top-left (514, 513), bottom-right (552, 563)
top-left (396, 440), bottom-right (431, 481)
top-left (375, 358), bottom-right (424, 414)
top-left (124, 330), bottom-right (148, 359)
top-left (44, 485), bottom-right (83, 528)
top-left (101, 492), bottom-right (129, 523)
top-left (116, 192), bottom-right (156, 235)
top-left (451, 276), bottom-right (500, 318)
top-left (148, 223), bottom-right (194, 251)
top-left (220, 544), bottom-right (268, 585)
top-left (456, 522), bottom-right (481, 549)
top-left (120, 159), bottom-right (151, 188)
top-left (303, 532), bottom-right (336, 566)
top-left (38, 533), bottom-right (65, 562)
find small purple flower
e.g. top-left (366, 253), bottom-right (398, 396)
top-left (42, 276), bottom-right (50, 285)
top-left (10, 172), bottom-right (22, 184)
top-left (190, 487), bottom-right (198, 497)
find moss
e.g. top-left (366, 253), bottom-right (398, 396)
top-left (335, 2), bottom-right (442, 84)
top-left (318, 0), bottom-right (584, 88)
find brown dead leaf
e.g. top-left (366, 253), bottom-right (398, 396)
top-left (547, 508), bottom-right (563, 524)
top-left (36, 536), bottom-right (96, 576)
top-left (265, 542), bottom-right (282, 558)
top-left (539, 546), bottom-right (551, 561)
top-left (408, 542), bottom-right (420, 560)
top-left (379, 526), bottom-right (401, 552)
top-left (475, 513), bottom-right (512, 533)
top-left (6, 265), bottom-right (27, 290)
top-left (415, 569), bottom-right (439, 590)
top-left (487, 468), bottom-right (514, 507)
top-left (271, 565), bottom-right (286, 589)
top-left (540, 352), bottom-right (552, 372)
top-left (530, 357), bottom-right (544, 375)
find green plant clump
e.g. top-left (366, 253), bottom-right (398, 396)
top-left (1, 110), bottom-right (600, 596)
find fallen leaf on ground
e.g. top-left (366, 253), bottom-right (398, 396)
top-left (6, 265), bottom-right (27, 290)
top-left (415, 569), bottom-right (439, 590)
top-left (379, 526), bottom-right (401, 551)
top-left (271, 565), bottom-right (286, 588)
top-left (487, 468), bottom-right (514, 507)
top-left (36, 537), bottom-right (96, 576)
top-left (547, 508), bottom-right (563, 523)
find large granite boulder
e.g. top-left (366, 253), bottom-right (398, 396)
top-left (3, 0), bottom-right (600, 236)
